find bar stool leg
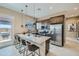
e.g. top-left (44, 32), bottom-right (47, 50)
top-left (26, 49), bottom-right (28, 56)
top-left (39, 49), bottom-right (40, 56)
top-left (23, 49), bottom-right (25, 56)
top-left (32, 52), bottom-right (35, 56)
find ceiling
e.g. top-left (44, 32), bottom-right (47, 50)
top-left (0, 3), bottom-right (79, 18)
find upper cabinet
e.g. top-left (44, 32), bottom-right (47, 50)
top-left (37, 15), bottom-right (64, 24)
top-left (37, 19), bottom-right (49, 24)
top-left (49, 15), bottom-right (64, 24)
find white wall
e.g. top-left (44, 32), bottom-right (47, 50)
top-left (0, 6), bottom-right (34, 39)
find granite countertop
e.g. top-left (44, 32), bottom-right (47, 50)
top-left (17, 33), bottom-right (50, 44)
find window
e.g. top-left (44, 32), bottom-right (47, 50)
top-left (0, 20), bottom-right (11, 29)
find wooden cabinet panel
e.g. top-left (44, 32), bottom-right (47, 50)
top-left (45, 39), bottom-right (50, 55)
top-left (49, 15), bottom-right (64, 24)
top-left (37, 15), bottom-right (64, 24)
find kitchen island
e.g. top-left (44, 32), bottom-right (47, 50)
top-left (16, 33), bottom-right (50, 56)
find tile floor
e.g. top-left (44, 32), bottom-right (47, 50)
top-left (0, 37), bottom-right (79, 56)
top-left (0, 45), bottom-right (21, 56)
top-left (48, 37), bottom-right (79, 56)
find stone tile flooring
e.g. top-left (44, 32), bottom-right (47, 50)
top-left (0, 37), bottom-right (79, 56)
top-left (0, 45), bottom-right (21, 56)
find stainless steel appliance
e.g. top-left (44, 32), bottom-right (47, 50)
top-left (49, 24), bottom-right (64, 46)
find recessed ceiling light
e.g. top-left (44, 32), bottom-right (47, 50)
top-left (71, 15), bottom-right (74, 17)
top-left (25, 5), bottom-right (28, 7)
top-left (37, 8), bottom-right (41, 11)
top-left (49, 7), bottom-right (53, 10)
top-left (21, 9), bottom-right (23, 12)
top-left (74, 7), bottom-right (78, 10)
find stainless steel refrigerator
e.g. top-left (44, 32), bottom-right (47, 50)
top-left (50, 24), bottom-right (64, 46)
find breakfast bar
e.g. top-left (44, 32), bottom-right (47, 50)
top-left (17, 33), bottom-right (50, 56)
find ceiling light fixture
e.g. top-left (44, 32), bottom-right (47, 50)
top-left (25, 5), bottom-right (28, 7)
top-left (74, 7), bottom-right (78, 10)
top-left (71, 14), bottom-right (74, 17)
top-left (37, 8), bottom-right (41, 11)
top-left (49, 7), bottom-right (53, 10)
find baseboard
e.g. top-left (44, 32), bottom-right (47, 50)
top-left (0, 39), bottom-right (14, 49)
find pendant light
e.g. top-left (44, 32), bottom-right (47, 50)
top-left (33, 4), bottom-right (38, 33)
top-left (25, 5), bottom-right (28, 27)
top-left (21, 9), bottom-right (24, 27)
top-left (34, 7), bottom-right (41, 33)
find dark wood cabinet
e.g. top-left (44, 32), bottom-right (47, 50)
top-left (45, 39), bottom-right (50, 55)
top-left (37, 15), bottom-right (64, 24)
top-left (49, 15), bottom-right (64, 24)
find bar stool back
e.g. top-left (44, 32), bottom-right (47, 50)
top-left (26, 41), bottom-right (40, 56)
top-left (19, 39), bottom-right (27, 56)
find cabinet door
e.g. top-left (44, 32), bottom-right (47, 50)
top-left (49, 16), bottom-right (64, 24)
top-left (45, 39), bottom-right (50, 55)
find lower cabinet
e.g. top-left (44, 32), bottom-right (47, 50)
top-left (45, 39), bottom-right (50, 55)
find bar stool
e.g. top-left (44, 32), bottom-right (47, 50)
top-left (14, 35), bottom-right (19, 45)
top-left (26, 42), bottom-right (40, 56)
top-left (19, 40), bottom-right (27, 56)
top-left (14, 35), bottom-right (27, 56)
top-left (14, 35), bottom-right (24, 54)
top-left (15, 39), bottom-right (27, 56)
top-left (14, 35), bottom-right (21, 49)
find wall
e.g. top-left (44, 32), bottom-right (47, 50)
top-left (64, 16), bottom-right (79, 40)
top-left (0, 6), bottom-right (34, 39)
